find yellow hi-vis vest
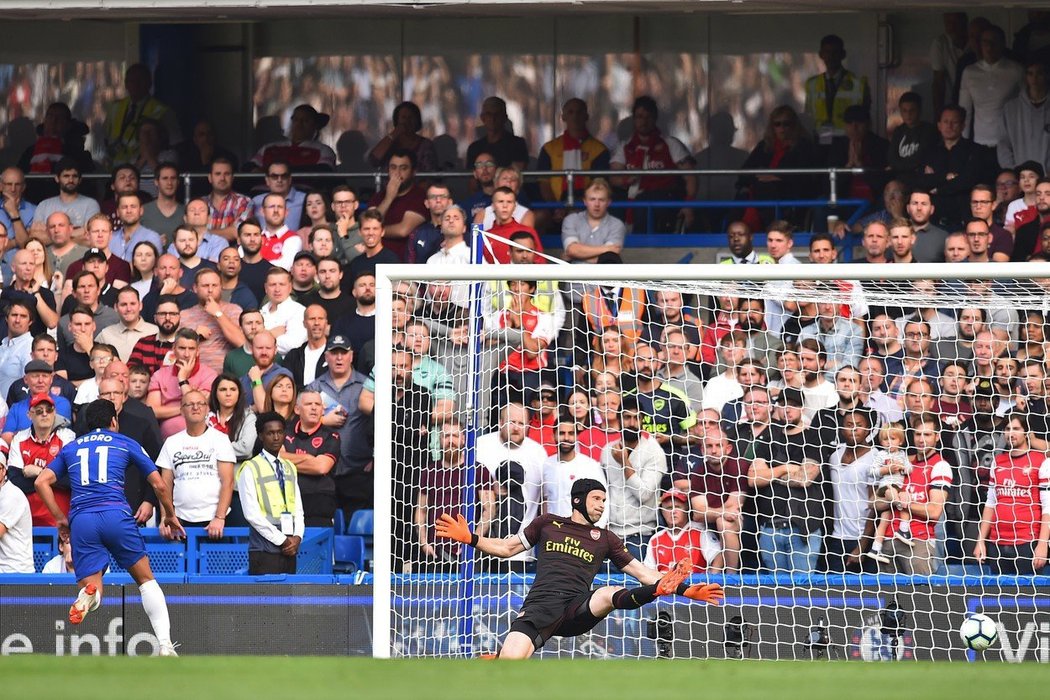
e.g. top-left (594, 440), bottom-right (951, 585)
top-left (236, 454), bottom-right (298, 525)
top-left (804, 70), bottom-right (868, 135)
top-left (105, 96), bottom-right (172, 164)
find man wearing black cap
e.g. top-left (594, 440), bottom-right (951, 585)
top-left (435, 478), bottom-right (724, 658)
top-left (290, 250), bottom-right (319, 303)
top-left (1, 361), bottom-right (74, 444)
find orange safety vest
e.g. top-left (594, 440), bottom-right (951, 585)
top-left (581, 285), bottom-right (646, 347)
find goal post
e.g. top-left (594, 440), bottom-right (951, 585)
top-left (372, 260), bottom-right (1050, 660)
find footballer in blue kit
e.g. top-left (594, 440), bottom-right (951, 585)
top-left (34, 398), bottom-right (185, 656)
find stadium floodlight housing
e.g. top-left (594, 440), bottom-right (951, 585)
top-left (372, 261), bottom-right (1050, 659)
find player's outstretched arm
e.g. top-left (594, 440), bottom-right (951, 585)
top-left (435, 513), bottom-right (526, 559)
top-left (621, 559), bottom-right (725, 604)
top-left (147, 471), bottom-right (186, 541)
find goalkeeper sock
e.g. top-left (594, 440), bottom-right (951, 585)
top-left (612, 585), bottom-right (659, 610)
top-left (139, 579), bottom-right (172, 646)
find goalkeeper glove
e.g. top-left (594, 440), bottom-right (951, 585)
top-left (435, 514), bottom-right (478, 546)
top-left (682, 583), bottom-right (725, 605)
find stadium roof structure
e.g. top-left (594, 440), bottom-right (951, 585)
top-left (0, 0), bottom-right (1012, 21)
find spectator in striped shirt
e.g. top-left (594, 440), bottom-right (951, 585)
top-left (129, 295), bottom-right (181, 375)
top-left (206, 157), bottom-right (251, 243)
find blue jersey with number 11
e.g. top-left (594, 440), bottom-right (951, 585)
top-left (47, 429), bottom-right (158, 519)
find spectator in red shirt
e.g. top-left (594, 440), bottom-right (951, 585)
top-left (643, 490), bottom-right (722, 574)
top-left (973, 415), bottom-right (1050, 575)
top-left (367, 149), bottom-right (427, 262)
top-left (876, 412), bottom-right (953, 574)
top-left (526, 383), bottom-right (559, 455)
top-left (4, 392), bottom-right (76, 525)
top-left (482, 187), bottom-right (543, 264)
top-left (578, 390), bottom-right (621, 460)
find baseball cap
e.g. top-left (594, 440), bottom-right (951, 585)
top-left (293, 250), bottom-right (317, 265)
top-left (780, 387), bottom-right (806, 408)
top-left (660, 489), bottom-right (689, 505)
top-left (24, 359), bottom-right (54, 374)
top-left (29, 392), bottom-right (55, 408)
top-left (326, 334), bottom-right (351, 352)
top-left (973, 379), bottom-right (995, 397)
top-left (293, 103), bottom-right (330, 130)
top-left (81, 248), bottom-right (107, 264)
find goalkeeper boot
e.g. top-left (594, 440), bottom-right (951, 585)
top-left (69, 583), bottom-right (101, 624)
top-left (655, 557), bottom-right (693, 597)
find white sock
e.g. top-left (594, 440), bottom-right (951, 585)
top-left (139, 579), bottom-right (172, 646)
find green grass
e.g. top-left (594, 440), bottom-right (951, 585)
top-left (1, 657), bottom-right (1045, 699)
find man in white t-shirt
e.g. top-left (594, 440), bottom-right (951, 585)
top-left (542, 418), bottom-right (607, 527)
top-left (475, 402), bottom-right (547, 567)
top-left (157, 389), bottom-right (235, 538)
top-left (0, 460), bottom-right (34, 573)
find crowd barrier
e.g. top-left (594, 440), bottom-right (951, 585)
top-left (1, 575), bottom-right (1048, 659)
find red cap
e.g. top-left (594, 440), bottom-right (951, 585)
top-left (29, 392), bottom-right (55, 409)
top-left (660, 489), bottom-right (689, 504)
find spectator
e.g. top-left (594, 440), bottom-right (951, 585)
top-left (644, 490), bottom-right (723, 574)
top-left (999, 60), bottom-right (1050, 171)
top-left (889, 319), bottom-right (941, 400)
top-left (256, 193), bottom-right (302, 271)
top-left (748, 387), bottom-right (824, 573)
top-left (72, 343), bottom-right (117, 408)
top-left (914, 106), bottom-right (990, 231)
top-left (3, 249), bottom-right (58, 335)
top-left (889, 92), bottom-right (939, 177)
top-left (179, 198), bottom-right (229, 264)
top-left (538, 97), bottom-right (611, 218)
top-left (411, 182), bottom-right (454, 264)
top-left (129, 295), bottom-right (180, 375)
top-left (258, 267), bottom-right (306, 356)
top-left (251, 160), bottom-right (304, 234)
top-left (465, 96), bottom-right (529, 172)
top-left (289, 251), bottom-right (319, 302)
top-left (702, 330), bottom-right (748, 414)
top-left (237, 412), bottom-right (304, 575)
top-left (103, 63), bottom-right (180, 166)
top-left (5, 334), bottom-right (75, 407)
top-left (65, 214), bottom-right (133, 286)
top-left (679, 428), bottom-right (747, 572)
top-left (215, 245), bottom-right (259, 312)
top-left (280, 390), bottom-right (340, 527)
top-left (347, 208), bottom-right (400, 281)
top-left (578, 390), bottom-right (621, 461)
top-left (368, 101), bottom-right (437, 173)
top-left (329, 271), bottom-right (376, 365)
top-left (480, 187), bottom-right (542, 264)
top-left (944, 230), bottom-right (969, 262)
top-left (94, 287), bottom-right (158, 363)
top-left (367, 149), bottom-right (427, 262)
top-left (0, 457), bottom-right (33, 573)
top-left (157, 389), bottom-right (235, 537)
top-left (45, 212), bottom-right (88, 276)
top-left (1014, 177), bottom-right (1050, 261)
top-left (828, 105), bottom-right (888, 203)
top-left (280, 304), bottom-right (330, 388)
top-left (876, 413), bottom-right (952, 575)
top-left (542, 417), bottom-right (607, 526)
top-left (804, 34), bottom-right (871, 143)
top-left (248, 104), bottom-right (336, 173)
top-left (824, 408), bottom-right (880, 572)
top-left (658, 327), bottom-right (705, 409)
top-left (306, 335), bottom-right (371, 521)
top-left (724, 385), bottom-right (776, 462)
top-left (611, 95), bottom-right (696, 233)
top-left (207, 372), bottom-right (257, 467)
top-left (242, 330), bottom-right (293, 410)
top-left (865, 421), bottom-right (914, 564)
top-left (968, 184), bottom-right (1015, 260)
top-left (560, 179), bottom-right (625, 263)
top-left (28, 158), bottom-right (98, 239)
top-left (993, 168), bottom-right (1022, 226)
top-left (111, 193), bottom-right (163, 263)
top-left (1005, 161), bottom-right (1042, 233)
top-left (146, 328), bottom-right (218, 440)
top-left (600, 396), bottom-right (667, 562)
top-left (973, 415), bottom-right (1050, 574)
top-left (204, 157), bottom-right (251, 243)
top-left (798, 302), bottom-right (863, 379)
top-left (721, 221), bottom-right (775, 265)
top-left (461, 151), bottom-right (499, 221)
top-left (263, 374), bottom-right (297, 424)
top-left (0, 301), bottom-right (33, 397)
top-left (932, 13), bottom-right (970, 114)
top-left (799, 338), bottom-right (838, 420)
top-left (475, 166), bottom-right (535, 231)
top-left (235, 219), bottom-right (274, 304)
top-left (178, 268), bottom-right (244, 374)
top-left (55, 304), bottom-right (99, 387)
top-left (959, 25), bottom-right (1024, 147)
top-left (4, 392), bottom-right (76, 527)
top-left (625, 341), bottom-right (695, 453)
top-left (415, 418), bottom-right (487, 572)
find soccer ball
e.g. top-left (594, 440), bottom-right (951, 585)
top-left (959, 613), bottom-right (998, 651)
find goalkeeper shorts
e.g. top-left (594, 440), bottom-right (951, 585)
top-left (510, 590), bottom-right (602, 649)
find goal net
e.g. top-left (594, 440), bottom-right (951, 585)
top-left (371, 260), bottom-right (1050, 661)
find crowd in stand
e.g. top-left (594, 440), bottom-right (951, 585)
top-left (2, 13), bottom-right (1050, 578)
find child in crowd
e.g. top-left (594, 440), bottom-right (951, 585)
top-left (644, 490), bottom-right (723, 574)
top-left (128, 363), bottom-right (151, 401)
top-left (73, 344), bottom-right (117, 407)
top-left (867, 421), bottom-right (913, 563)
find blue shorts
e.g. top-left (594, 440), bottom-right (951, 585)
top-left (70, 510), bottom-right (147, 581)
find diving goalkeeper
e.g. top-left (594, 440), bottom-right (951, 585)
top-left (436, 479), bottom-right (724, 658)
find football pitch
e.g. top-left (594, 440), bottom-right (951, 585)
top-left (2, 656), bottom-right (1044, 699)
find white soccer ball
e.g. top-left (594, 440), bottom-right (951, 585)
top-left (959, 613), bottom-right (998, 652)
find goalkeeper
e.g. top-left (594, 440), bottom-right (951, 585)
top-left (437, 479), bottom-right (724, 658)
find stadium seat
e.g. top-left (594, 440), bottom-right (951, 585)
top-left (348, 510), bottom-right (374, 569)
top-left (333, 509), bottom-right (346, 535)
top-left (333, 535), bottom-right (365, 573)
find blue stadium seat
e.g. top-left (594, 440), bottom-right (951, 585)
top-left (333, 509), bottom-right (346, 535)
top-left (333, 535), bottom-right (364, 573)
top-left (348, 510), bottom-right (374, 569)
